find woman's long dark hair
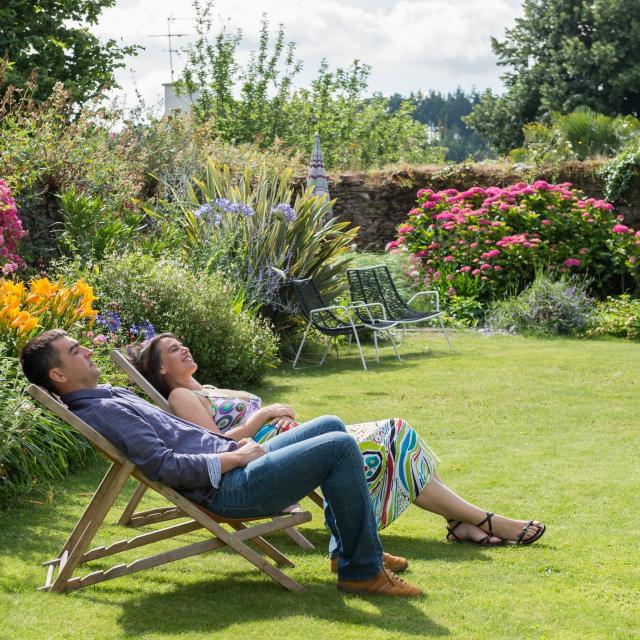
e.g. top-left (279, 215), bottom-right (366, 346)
top-left (127, 332), bottom-right (179, 399)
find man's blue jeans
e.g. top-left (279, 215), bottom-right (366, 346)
top-left (205, 415), bottom-right (383, 580)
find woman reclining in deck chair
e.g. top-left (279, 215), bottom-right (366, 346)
top-left (129, 333), bottom-right (546, 564)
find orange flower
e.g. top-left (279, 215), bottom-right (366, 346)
top-left (17, 315), bottom-right (39, 335)
top-left (9, 310), bottom-right (33, 329)
top-left (28, 278), bottom-right (58, 299)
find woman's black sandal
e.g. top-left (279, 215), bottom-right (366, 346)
top-left (515, 520), bottom-right (546, 545)
top-left (445, 516), bottom-right (503, 546)
top-left (474, 512), bottom-right (503, 545)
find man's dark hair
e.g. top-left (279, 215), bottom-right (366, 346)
top-left (20, 329), bottom-right (69, 392)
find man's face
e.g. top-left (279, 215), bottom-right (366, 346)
top-left (49, 336), bottom-right (101, 393)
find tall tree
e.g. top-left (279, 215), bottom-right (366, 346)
top-left (0, 0), bottom-right (138, 104)
top-left (465, 0), bottom-right (640, 154)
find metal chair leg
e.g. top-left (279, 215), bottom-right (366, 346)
top-left (387, 330), bottom-right (402, 362)
top-left (351, 328), bottom-right (367, 371)
top-left (373, 331), bottom-right (380, 363)
top-left (293, 321), bottom-right (313, 369)
top-left (439, 317), bottom-right (455, 352)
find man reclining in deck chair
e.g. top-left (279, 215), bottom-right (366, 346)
top-left (20, 329), bottom-right (422, 597)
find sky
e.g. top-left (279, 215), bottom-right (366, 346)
top-left (94, 0), bottom-right (524, 110)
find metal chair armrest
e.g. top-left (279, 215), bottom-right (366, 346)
top-left (346, 301), bottom-right (389, 322)
top-left (407, 290), bottom-right (440, 312)
top-left (309, 304), bottom-right (357, 325)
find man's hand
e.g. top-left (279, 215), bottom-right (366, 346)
top-left (235, 439), bottom-right (267, 465)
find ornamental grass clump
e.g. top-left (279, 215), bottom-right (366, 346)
top-left (149, 161), bottom-right (359, 332)
top-left (390, 181), bottom-right (640, 301)
top-left (487, 273), bottom-right (596, 336)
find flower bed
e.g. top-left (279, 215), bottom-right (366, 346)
top-left (389, 181), bottom-right (640, 301)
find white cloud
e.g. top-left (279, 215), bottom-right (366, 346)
top-left (94, 0), bottom-right (523, 108)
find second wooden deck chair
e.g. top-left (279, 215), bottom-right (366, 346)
top-left (27, 384), bottom-right (312, 593)
top-left (109, 350), bottom-right (321, 550)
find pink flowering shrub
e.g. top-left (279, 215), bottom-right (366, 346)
top-left (0, 180), bottom-right (25, 274)
top-left (389, 181), bottom-right (640, 300)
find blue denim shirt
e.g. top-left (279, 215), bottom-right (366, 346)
top-left (62, 385), bottom-right (240, 504)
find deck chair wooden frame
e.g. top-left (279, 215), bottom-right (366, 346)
top-left (109, 350), bottom-right (322, 550)
top-left (28, 384), bottom-right (312, 593)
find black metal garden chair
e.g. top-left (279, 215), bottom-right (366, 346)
top-left (290, 277), bottom-right (401, 370)
top-left (346, 265), bottom-right (454, 351)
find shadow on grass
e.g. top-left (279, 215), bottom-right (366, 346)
top-left (80, 574), bottom-right (450, 637)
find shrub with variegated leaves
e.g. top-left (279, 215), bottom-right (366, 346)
top-left (389, 181), bottom-right (640, 301)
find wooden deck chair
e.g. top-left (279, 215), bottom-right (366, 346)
top-left (109, 350), bottom-right (322, 550)
top-left (27, 384), bottom-right (312, 593)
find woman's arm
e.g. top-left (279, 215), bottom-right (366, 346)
top-left (169, 388), bottom-right (294, 441)
top-left (168, 388), bottom-right (223, 434)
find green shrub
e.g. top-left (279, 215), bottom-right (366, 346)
top-left (487, 272), bottom-right (596, 336)
top-left (74, 252), bottom-right (279, 388)
top-left (0, 352), bottom-right (95, 509)
top-left (587, 295), bottom-right (640, 340)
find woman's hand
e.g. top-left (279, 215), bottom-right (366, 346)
top-left (273, 416), bottom-right (299, 432)
top-left (261, 403), bottom-right (296, 422)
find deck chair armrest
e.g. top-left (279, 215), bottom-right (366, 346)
top-left (346, 301), bottom-right (388, 322)
top-left (407, 290), bottom-right (440, 312)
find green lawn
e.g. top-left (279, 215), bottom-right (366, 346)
top-left (1, 332), bottom-right (638, 639)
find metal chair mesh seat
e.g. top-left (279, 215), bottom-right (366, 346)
top-left (290, 277), bottom-right (401, 370)
top-left (291, 278), bottom-right (368, 335)
top-left (347, 266), bottom-right (438, 322)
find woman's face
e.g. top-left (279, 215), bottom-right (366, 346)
top-left (157, 336), bottom-right (198, 380)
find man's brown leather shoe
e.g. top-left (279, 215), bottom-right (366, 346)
top-left (337, 566), bottom-right (422, 597)
top-left (330, 551), bottom-right (409, 574)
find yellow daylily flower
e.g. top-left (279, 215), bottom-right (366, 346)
top-left (28, 278), bottom-right (58, 298)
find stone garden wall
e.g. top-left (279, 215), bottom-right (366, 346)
top-left (314, 162), bottom-right (640, 249)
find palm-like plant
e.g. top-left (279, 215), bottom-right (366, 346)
top-left (155, 160), bottom-right (359, 331)
top-left (553, 107), bottom-right (640, 160)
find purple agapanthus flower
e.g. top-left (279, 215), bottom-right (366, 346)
top-left (96, 310), bottom-right (122, 333)
top-left (212, 198), bottom-right (235, 214)
top-left (194, 203), bottom-right (212, 218)
top-left (271, 203), bottom-right (297, 223)
top-left (233, 202), bottom-right (255, 217)
top-left (213, 213), bottom-right (222, 227)
top-left (130, 320), bottom-right (156, 340)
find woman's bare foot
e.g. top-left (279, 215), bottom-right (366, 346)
top-left (479, 513), bottom-right (545, 544)
top-left (446, 520), bottom-right (502, 545)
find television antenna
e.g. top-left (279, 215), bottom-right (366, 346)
top-left (148, 16), bottom-right (194, 83)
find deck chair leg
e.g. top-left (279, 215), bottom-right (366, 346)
top-left (229, 522), bottom-right (295, 567)
top-left (439, 317), bottom-right (455, 352)
top-left (57, 462), bottom-right (130, 559)
top-left (282, 526), bottom-right (315, 550)
top-left (118, 481), bottom-right (147, 526)
top-left (373, 331), bottom-right (380, 363)
top-left (51, 462), bottom-right (134, 592)
top-left (174, 497), bottom-right (305, 592)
